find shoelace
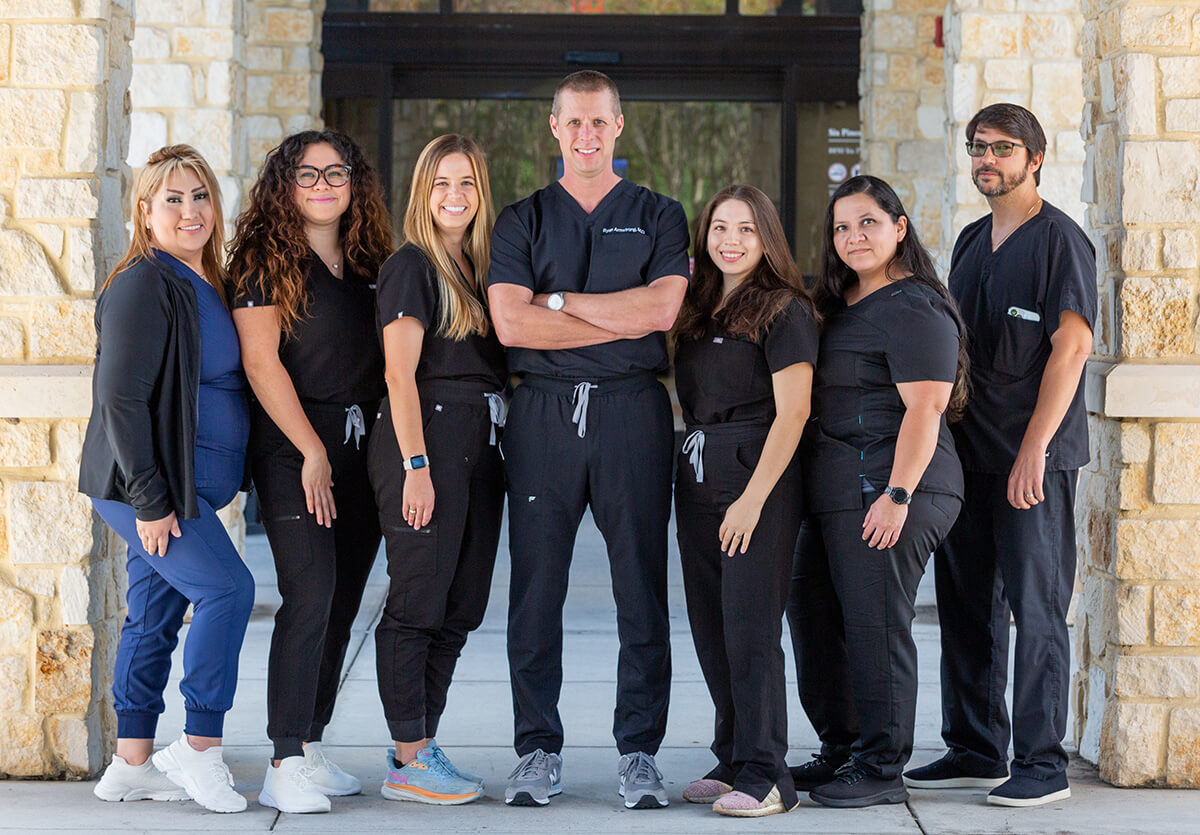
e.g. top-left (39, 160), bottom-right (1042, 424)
top-left (509, 749), bottom-right (549, 780)
top-left (833, 761), bottom-right (867, 785)
top-left (797, 753), bottom-right (834, 773)
top-left (208, 758), bottom-right (235, 788)
top-left (307, 746), bottom-right (343, 776)
top-left (620, 751), bottom-right (662, 784)
top-left (429, 745), bottom-right (460, 778)
top-left (290, 763), bottom-right (319, 788)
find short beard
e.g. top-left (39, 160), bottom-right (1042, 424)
top-left (973, 163), bottom-right (1029, 197)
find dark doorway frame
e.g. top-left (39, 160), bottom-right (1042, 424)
top-left (322, 8), bottom-right (861, 245)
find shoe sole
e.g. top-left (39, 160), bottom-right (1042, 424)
top-left (258, 788), bottom-right (330, 814)
top-left (152, 748), bottom-right (247, 814)
top-left (93, 785), bottom-right (189, 802)
top-left (904, 775), bottom-right (1008, 789)
top-left (619, 784), bottom-right (668, 809)
top-left (987, 787), bottom-right (1071, 807)
top-left (382, 783), bottom-right (482, 805)
top-left (714, 800), bottom-right (785, 817)
top-left (809, 787), bottom-right (910, 808)
top-left (309, 781), bottom-right (362, 797)
top-left (505, 780), bottom-right (561, 807)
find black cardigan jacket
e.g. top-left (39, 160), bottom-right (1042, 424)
top-left (79, 256), bottom-right (202, 521)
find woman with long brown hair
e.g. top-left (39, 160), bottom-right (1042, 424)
top-left (673, 184), bottom-right (818, 817)
top-left (81, 145), bottom-right (253, 814)
top-left (228, 130), bottom-right (392, 814)
top-left (787, 174), bottom-right (967, 809)
top-left (368, 134), bottom-right (504, 805)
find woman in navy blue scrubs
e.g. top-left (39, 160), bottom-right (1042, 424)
top-left (673, 184), bottom-right (818, 818)
top-left (788, 175), bottom-right (969, 809)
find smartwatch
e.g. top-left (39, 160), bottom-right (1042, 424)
top-left (403, 455), bottom-right (429, 471)
top-left (884, 486), bottom-right (911, 505)
top-left (547, 291), bottom-right (566, 311)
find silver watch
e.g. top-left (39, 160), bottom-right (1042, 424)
top-left (547, 291), bottom-right (565, 311)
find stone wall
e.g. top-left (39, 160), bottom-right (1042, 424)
top-left (1075, 0), bottom-right (1200, 788)
top-left (0, 0), bottom-right (132, 777)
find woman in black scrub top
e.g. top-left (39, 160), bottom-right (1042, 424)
top-left (367, 135), bottom-right (505, 806)
top-left (229, 130), bottom-right (393, 814)
top-left (673, 185), bottom-right (818, 818)
top-left (789, 175), bottom-right (969, 809)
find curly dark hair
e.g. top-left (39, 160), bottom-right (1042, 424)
top-left (815, 175), bottom-right (970, 422)
top-left (674, 184), bottom-right (816, 345)
top-left (228, 130), bottom-right (393, 336)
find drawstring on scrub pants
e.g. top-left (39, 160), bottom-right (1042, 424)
top-left (681, 429), bottom-right (705, 483)
top-left (344, 404), bottom-right (366, 448)
top-left (571, 381), bottom-right (599, 438)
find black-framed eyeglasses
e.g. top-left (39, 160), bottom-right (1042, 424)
top-left (294, 164), bottom-right (352, 188)
top-left (965, 140), bottom-right (1026, 158)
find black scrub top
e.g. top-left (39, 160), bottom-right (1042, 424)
top-left (675, 298), bottom-right (819, 428)
top-left (488, 178), bottom-right (690, 379)
top-left (233, 255), bottom-right (385, 405)
top-left (806, 279), bottom-right (963, 514)
top-left (375, 244), bottom-right (507, 391)
top-left (949, 201), bottom-right (1097, 474)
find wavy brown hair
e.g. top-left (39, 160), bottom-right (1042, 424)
top-left (106, 145), bottom-right (228, 301)
top-left (228, 130), bottom-right (393, 336)
top-left (674, 184), bottom-right (816, 345)
top-left (816, 175), bottom-right (970, 421)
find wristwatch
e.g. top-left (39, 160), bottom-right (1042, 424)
top-left (884, 486), bottom-right (911, 505)
top-left (403, 455), bottom-right (429, 471)
top-left (547, 291), bottom-right (566, 311)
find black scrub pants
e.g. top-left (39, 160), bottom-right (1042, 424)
top-left (675, 424), bottom-right (801, 808)
top-left (504, 372), bottom-right (673, 757)
top-left (933, 469), bottom-right (1077, 781)
top-left (788, 490), bottom-right (961, 779)
top-left (252, 401), bottom-right (382, 761)
top-left (368, 383), bottom-right (504, 742)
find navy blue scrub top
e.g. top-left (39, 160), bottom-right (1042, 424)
top-left (949, 201), bottom-right (1097, 474)
top-left (233, 255), bottom-right (385, 406)
top-left (375, 244), bottom-right (507, 391)
top-left (488, 178), bottom-right (690, 379)
top-left (806, 279), bottom-right (963, 514)
top-left (674, 298), bottom-right (819, 428)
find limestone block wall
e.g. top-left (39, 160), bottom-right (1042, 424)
top-left (858, 0), bottom-right (948, 264)
top-left (1075, 0), bottom-right (1200, 788)
top-left (942, 0), bottom-right (1087, 247)
top-left (0, 0), bottom-right (132, 776)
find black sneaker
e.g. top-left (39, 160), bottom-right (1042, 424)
top-left (789, 753), bottom-right (849, 791)
top-left (903, 751), bottom-right (1008, 789)
top-left (987, 773), bottom-right (1070, 807)
top-left (809, 761), bottom-right (909, 808)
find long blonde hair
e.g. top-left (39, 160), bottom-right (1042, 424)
top-left (402, 135), bottom-right (494, 340)
top-left (106, 145), bottom-right (229, 303)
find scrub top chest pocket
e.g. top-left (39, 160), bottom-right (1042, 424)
top-left (587, 226), bottom-right (655, 293)
top-left (992, 302), bottom-right (1046, 379)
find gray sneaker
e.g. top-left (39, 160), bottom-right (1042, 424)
top-left (618, 751), bottom-right (668, 809)
top-left (505, 749), bottom-right (563, 807)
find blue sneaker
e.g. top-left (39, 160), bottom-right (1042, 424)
top-left (428, 739), bottom-right (484, 789)
top-left (380, 748), bottom-right (483, 805)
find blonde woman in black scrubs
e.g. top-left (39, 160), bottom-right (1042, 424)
top-left (788, 175), bottom-right (968, 809)
top-left (673, 184), bottom-right (818, 818)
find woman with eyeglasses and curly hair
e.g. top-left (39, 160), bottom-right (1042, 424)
top-left (228, 130), bottom-right (392, 814)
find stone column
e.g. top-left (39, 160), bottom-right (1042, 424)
top-left (0, 0), bottom-right (132, 776)
top-left (858, 0), bottom-right (948, 265)
top-left (1076, 0), bottom-right (1200, 788)
top-left (245, 0), bottom-right (325, 165)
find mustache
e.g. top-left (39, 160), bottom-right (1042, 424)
top-left (975, 166), bottom-right (1001, 177)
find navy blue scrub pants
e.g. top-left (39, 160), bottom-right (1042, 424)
top-left (252, 401), bottom-right (382, 760)
top-left (933, 469), bottom-right (1077, 780)
top-left (369, 383), bottom-right (504, 743)
top-left (94, 476), bottom-right (253, 740)
top-left (675, 424), bottom-right (801, 808)
top-left (788, 490), bottom-right (961, 779)
top-left (503, 372), bottom-right (673, 757)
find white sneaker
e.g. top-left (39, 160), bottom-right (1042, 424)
top-left (303, 741), bottom-right (362, 796)
top-left (259, 756), bottom-right (331, 814)
top-left (93, 754), bottom-right (190, 802)
top-left (152, 734), bottom-right (247, 814)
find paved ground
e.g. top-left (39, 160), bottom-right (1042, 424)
top-left (3, 509), bottom-right (1197, 834)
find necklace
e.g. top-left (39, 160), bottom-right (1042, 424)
top-left (992, 198), bottom-right (1042, 252)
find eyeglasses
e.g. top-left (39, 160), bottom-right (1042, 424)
top-left (294, 164), bottom-right (352, 188)
top-left (965, 140), bottom-right (1026, 158)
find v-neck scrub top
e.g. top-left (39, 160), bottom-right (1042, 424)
top-left (807, 279), bottom-right (963, 514)
top-left (375, 244), bottom-right (506, 390)
top-left (233, 256), bottom-right (385, 406)
top-left (674, 298), bottom-right (819, 428)
top-left (949, 200), bottom-right (1097, 474)
top-left (488, 178), bottom-right (690, 379)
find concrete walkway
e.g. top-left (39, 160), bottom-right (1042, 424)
top-left (3, 510), bottom-right (1197, 833)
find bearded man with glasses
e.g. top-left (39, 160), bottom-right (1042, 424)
top-left (902, 103), bottom-right (1096, 808)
